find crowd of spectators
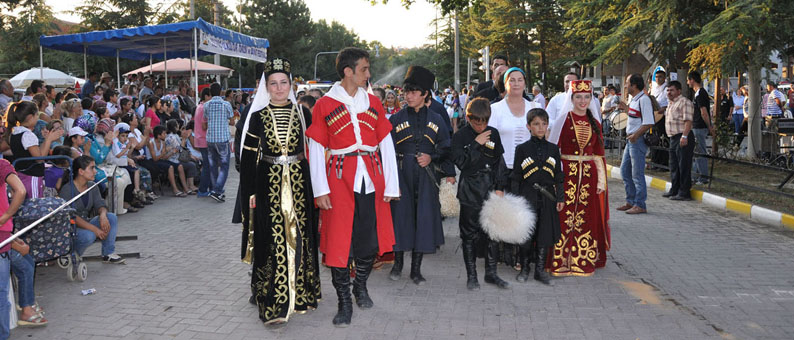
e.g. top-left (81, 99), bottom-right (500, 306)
top-left (0, 71), bottom-right (247, 336)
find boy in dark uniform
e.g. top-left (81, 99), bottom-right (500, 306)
top-left (450, 97), bottom-right (510, 290)
top-left (511, 108), bottom-right (564, 285)
top-left (388, 66), bottom-right (452, 285)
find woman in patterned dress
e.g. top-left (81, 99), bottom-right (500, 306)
top-left (547, 80), bottom-right (610, 277)
top-left (238, 58), bottom-right (321, 325)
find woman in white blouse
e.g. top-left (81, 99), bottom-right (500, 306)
top-left (488, 67), bottom-right (542, 171)
top-left (486, 67), bottom-right (541, 269)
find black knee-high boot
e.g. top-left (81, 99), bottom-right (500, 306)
top-left (331, 267), bottom-right (353, 327)
top-left (534, 247), bottom-right (552, 285)
top-left (352, 256), bottom-right (375, 309)
top-left (462, 239), bottom-right (479, 290)
top-left (389, 251), bottom-right (404, 281)
top-left (409, 251), bottom-right (426, 285)
top-left (516, 245), bottom-right (531, 282)
top-left (484, 241), bottom-right (510, 289)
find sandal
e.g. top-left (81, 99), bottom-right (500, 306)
top-left (187, 189), bottom-right (197, 195)
top-left (18, 313), bottom-right (47, 327)
top-left (16, 304), bottom-right (44, 315)
top-left (175, 191), bottom-right (187, 197)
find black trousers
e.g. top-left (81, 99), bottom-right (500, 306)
top-left (350, 181), bottom-right (378, 259)
top-left (459, 203), bottom-right (488, 258)
top-left (668, 132), bottom-right (695, 197)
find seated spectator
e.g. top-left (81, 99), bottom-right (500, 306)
top-left (91, 121), bottom-right (133, 214)
top-left (143, 97), bottom-right (161, 129)
top-left (81, 98), bottom-right (95, 118)
top-left (1, 158), bottom-right (31, 336)
top-left (148, 125), bottom-right (187, 197)
top-left (165, 120), bottom-right (198, 194)
top-left (5, 102), bottom-right (62, 198)
top-left (120, 114), bottom-right (156, 200)
top-left (58, 155), bottom-right (125, 264)
top-left (63, 127), bottom-right (88, 158)
top-left (31, 93), bottom-right (51, 123)
top-left (112, 123), bottom-right (145, 209)
top-left (43, 146), bottom-right (73, 197)
top-left (95, 107), bottom-right (110, 121)
top-left (60, 98), bottom-right (82, 131)
top-left (42, 120), bottom-right (64, 150)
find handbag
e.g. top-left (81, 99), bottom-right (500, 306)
top-left (178, 147), bottom-right (193, 163)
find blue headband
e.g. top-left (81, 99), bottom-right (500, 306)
top-left (503, 67), bottom-right (525, 84)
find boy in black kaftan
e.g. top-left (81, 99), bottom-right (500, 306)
top-left (511, 108), bottom-right (564, 285)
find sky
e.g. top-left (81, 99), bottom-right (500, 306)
top-left (47, 0), bottom-right (439, 48)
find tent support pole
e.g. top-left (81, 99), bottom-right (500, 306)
top-left (116, 49), bottom-right (121, 91)
top-left (193, 27), bottom-right (199, 105)
top-left (149, 54), bottom-right (153, 74)
top-left (39, 45), bottom-right (43, 79)
top-left (164, 38), bottom-right (168, 88)
top-left (83, 44), bottom-right (87, 81)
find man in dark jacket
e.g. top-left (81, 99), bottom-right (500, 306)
top-left (388, 66), bottom-right (453, 285)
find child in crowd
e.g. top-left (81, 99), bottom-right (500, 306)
top-left (112, 123), bottom-right (144, 204)
top-left (148, 125), bottom-right (188, 197)
top-left (450, 97), bottom-right (510, 290)
top-left (510, 108), bottom-right (564, 285)
top-left (4, 101), bottom-right (63, 199)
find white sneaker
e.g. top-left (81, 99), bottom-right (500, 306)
top-left (102, 254), bottom-right (126, 264)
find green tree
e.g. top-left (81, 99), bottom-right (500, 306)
top-left (303, 19), bottom-right (366, 81)
top-left (173, 0), bottom-right (234, 28)
top-left (242, 0), bottom-right (313, 72)
top-left (687, 0), bottom-right (794, 159)
top-left (0, 2), bottom-right (57, 73)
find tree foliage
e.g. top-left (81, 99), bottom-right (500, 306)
top-left (173, 0), bottom-right (234, 28)
top-left (0, 2), bottom-right (57, 72)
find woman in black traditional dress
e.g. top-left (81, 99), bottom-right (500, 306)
top-left (238, 57), bottom-right (321, 325)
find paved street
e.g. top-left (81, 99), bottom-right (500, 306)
top-left (10, 172), bottom-right (794, 340)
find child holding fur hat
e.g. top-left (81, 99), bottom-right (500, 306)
top-left (510, 108), bottom-right (564, 285)
top-left (450, 97), bottom-right (511, 291)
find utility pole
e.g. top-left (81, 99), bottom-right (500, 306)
top-left (466, 58), bottom-right (472, 89)
top-left (454, 11), bottom-right (460, 91)
top-left (213, 1), bottom-right (220, 67)
top-left (189, 0), bottom-right (195, 20)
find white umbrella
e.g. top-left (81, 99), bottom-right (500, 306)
top-left (9, 67), bottom-right (80, 88)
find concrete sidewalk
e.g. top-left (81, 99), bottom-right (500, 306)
top-left (10, 172), bottom-right (794, 339)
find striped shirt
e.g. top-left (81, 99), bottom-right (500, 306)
top-left (204, 96), bottom-right (233, 143)
top-left (665, 95), bottom-right (694, 137)
top-left (766, 89), bottom-right (786, 117)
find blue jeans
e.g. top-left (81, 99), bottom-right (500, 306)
top-left (692, 128), bottom-right (710, 182)
top-left (74, 213), bottom-right (118, 257)
top-left (198, 147), bottom-right (211, 195)
top-left (732, 114), bottom-right (744, 134)
top-left (621, 137), bottom-right (648, 209)
top-left (0, 253), bottom-right (10, 340)
top-left (207, 142), bottom-right (230, 195)
top-left (9, 250), bottom-right (35, 308)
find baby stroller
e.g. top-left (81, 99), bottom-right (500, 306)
top-left (11, 156), bottom-right (89, 281)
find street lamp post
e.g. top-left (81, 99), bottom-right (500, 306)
top-left (314, 51), bottom-right (340, 80)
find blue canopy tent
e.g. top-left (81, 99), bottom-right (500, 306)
top-left (39, 18), bottom-right (268, 103)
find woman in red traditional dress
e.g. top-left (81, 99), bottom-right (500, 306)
top-left (546, 80), bottom-right (610, 276)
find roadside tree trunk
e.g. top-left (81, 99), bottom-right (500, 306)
top-left (746, 65), bottom-right (762, 160)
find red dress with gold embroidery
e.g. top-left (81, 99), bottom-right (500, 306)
top-left (548, 112), bottom-right (611, 276)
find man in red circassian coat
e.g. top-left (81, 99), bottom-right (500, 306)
top-left (306, 47), bottom-right (399, 328)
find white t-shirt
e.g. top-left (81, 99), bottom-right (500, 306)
top-left (63, 117), bottom-right (75, 132)
top-left (12, 126), bottom-right (39, 149)
top-left (107, 102), bottom-right (119, 116)
top-left (112, 138), bottom-right (129, 164)
top-left (488, 98), bottom-right (541, 169)
top-left (627, 92), bottom-right (655, 135)
top-left (533, 93), bottom-right (546, 107)
top-left (651, 82), bottom-right (668, 108)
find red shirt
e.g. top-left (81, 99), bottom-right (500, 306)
top-left (0, 159), bottom-right (18, 253)
top-left (145, 109), bottom-right (160, 129)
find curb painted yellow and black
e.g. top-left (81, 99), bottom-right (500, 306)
top-left (605, 164), bottom-right (794, 231)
